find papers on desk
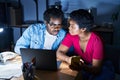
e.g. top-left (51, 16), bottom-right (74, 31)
top-left (0, 60), bottom-right (22, 79)
top-left (0, 51), bottom-right (18, 63)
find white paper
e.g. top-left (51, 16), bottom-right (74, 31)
top-left (0, 61), bottom-right (22, 79)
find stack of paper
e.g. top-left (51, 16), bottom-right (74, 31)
top-left (0, 62), bottom-right (22, 79)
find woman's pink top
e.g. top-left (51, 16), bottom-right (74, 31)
top-left (62, 32), bottom-right (104, 64)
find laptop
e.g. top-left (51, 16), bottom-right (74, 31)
top-left (20, 48), bottom-right (57, 71)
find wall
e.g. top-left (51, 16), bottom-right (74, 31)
top-left (13, 0), bottom-right (47, 43)
top-left (21, 0), bottom-right (46, 22)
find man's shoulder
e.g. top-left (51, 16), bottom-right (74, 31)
top-left (24, 23), bottom-right (46, 34)
top-left (59, 28), bottom-right (67, 34)
top-left (26, 23), bottom-right (44, 31)
top-left (57, 29), bottom-right (66, 37)
top-left (29, 23), bottom-right (46, 30)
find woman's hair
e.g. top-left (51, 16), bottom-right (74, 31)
top-left (69, 9), bottom-right (94, 31)
top-left (43, 8), bottom-right (64, 23)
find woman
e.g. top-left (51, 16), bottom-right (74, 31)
top-left (56, 9), bottom-right (115, 80)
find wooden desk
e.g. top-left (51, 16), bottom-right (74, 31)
top-left (11, 56), bottom-right (80, 80)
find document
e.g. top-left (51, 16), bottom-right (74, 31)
top-left (0, 61), bottom-right (22, 79)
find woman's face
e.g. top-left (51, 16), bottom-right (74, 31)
top-left (68, 20), bottom-right (80, 35)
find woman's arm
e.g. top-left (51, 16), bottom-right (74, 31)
top-left (81, 59), bottom-right (103, 75)
top-left (56, 44), bottom-right (72, 64)
top-left (81, 33), bottom-right (104, 74)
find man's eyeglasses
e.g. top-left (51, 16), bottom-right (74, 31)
top-left (48, 22), bottom-right (62, 28)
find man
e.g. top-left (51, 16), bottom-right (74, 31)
top-left (14, 8), bottom-right (66, 54)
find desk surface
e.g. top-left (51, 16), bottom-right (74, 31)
top-left (11, 56), bottom-right (80, 80)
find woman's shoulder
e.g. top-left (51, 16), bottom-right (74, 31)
top-left (65, 33), bottom-right (78, 40)
top-left (91, 32), bottom-right (104, 43)
top-left (91, 32), bottom-right (102, 39)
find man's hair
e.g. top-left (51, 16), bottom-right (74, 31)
top-left (69, 9), bottom-right (94, 31)
top-left (43, 8), bottom-right (64, 23)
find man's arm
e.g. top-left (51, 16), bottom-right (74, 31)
top-left (14, 26), bottom-right (32, 54)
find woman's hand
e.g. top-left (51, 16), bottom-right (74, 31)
top-left (69, 56), bottom-right (84, 71)
top-left (65, 57), bottom-right (72, 65)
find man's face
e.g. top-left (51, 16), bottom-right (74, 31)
top-left (46, 18), bottom-right (62, 36)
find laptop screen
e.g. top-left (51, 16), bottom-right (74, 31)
top-left (20, 48), bottom-right (58, 71)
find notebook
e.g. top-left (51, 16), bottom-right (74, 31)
top-left (20, 48), bottom-right (57, 71)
